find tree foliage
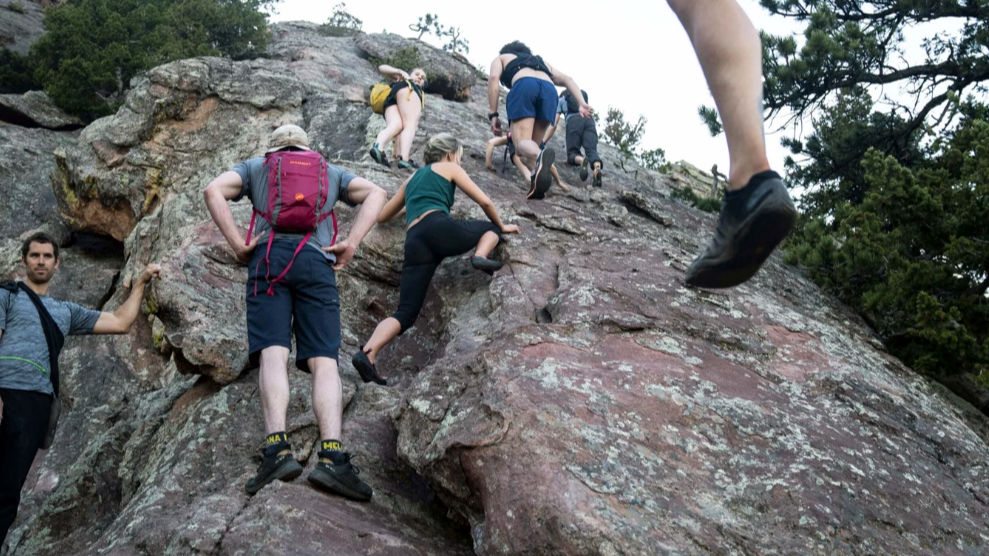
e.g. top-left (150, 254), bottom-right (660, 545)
top-left (320, 2), bottom-right (361, 37)
top-left (766, 2), bottom-right (989, 380)
top-left (409, 13), bottom-right (442, 41)
top-left (1, 0), bottom-right (278, 120)
top-left (407, 13), bottom-right (469, 55)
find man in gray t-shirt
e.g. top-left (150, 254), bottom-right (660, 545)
top-left (204, 124), bottom-right (386, 502)
top-left (1, 232), bottom-right (160, 546)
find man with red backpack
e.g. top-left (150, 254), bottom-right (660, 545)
top-left (203, 124), bottom-right (386, 501)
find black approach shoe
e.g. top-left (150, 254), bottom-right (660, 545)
top-left (245, 445), bottom-right (303, 495)
top-left (527, 147), bottom-right (556, 200)
top-left (592, 166), bottom-right (603, 188)
top-left (352, 348), bottom-right (387, 385)
top-left (579, 159), bottom-right (589, 182)
top-left (308, 451), bottom-right (373, 501)
top-left (684, 171), bottom-right (797, 289)
top-left (397, 158), bottom-right (418, 170)
top-left (369, 146), bottom-right (390, 167)
top-left (470, 256), bottom-right (503, 275)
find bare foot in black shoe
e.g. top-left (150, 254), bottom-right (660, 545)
top-left (471, 256), bottom-right (503, 275)
top-left (352, 348), bottom-right (387, 385)
top-left (684, 170), bottom-right (796, 288)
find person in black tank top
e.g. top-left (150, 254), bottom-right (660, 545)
top-left (352, 134), bottom-right (520, 386)
top-left (487, 41), bottom-right (593, 201)
top-left (369, 65), bottom-right (428, 171)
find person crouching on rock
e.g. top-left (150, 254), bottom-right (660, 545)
top-left (369, 66), bottom-right (428, 171)
top-left (1, 232), bottom-right (160, 546)
top-left (203, 124), bottom-right (387, 502)
top-left (487, 41), bottom-right (592, 200)
top-left (485, 132), bottom-right (569, 193)
top-left (353, 133), bottom-right (519, 385)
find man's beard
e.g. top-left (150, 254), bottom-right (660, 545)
top-left (27, 267), bottom-right (53, 285)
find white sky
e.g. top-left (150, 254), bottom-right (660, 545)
top-left (270, 1), bottom-right (807, 173)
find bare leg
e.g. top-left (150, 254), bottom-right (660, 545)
top-left (259, 346), bottom-right (291, 435)
top-left (512, 154), bottom-right (531, 183)
top-left (474, 230), bottom-right (500, 259)
top-left (668, 0), bottom-right (770, 189)
top-left (309, 357), bottom-right (343, 440)
top-left (550, 165), bottom-right (569, 191)
top-left (363, 317), bottom-right (403, 364)
top-left (396, 92), bottom-right (423, 161)
top-left (375, 105), bottom-right (404, 149)
top-left (510, 118), bottom-right (538, 170)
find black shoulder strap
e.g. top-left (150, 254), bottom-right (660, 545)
top-left (4, 282), bottom-right (65, 397)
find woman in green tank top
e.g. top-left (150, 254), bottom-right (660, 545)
top-left (351, 134), bottom-right (520, 386)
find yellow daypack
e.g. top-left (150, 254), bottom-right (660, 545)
top-left (369, 82), bottom-right (391, 114)
top-left (369, 80), bottom-right (426, 115)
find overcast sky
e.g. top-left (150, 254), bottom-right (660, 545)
top-left (270, 1), bottom-right (807, 174)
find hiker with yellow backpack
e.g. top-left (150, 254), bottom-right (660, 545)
top-left (369, 65), bottom-right (427, 171)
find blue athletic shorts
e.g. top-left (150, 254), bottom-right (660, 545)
top-left (247, 240), bottom-right (341, 371)
top-left (506, 77), bottom-right (558, 123)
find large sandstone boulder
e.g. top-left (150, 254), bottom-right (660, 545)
top-left (354, 32), bottom-right (477, 101)
top-left (3, 21), bottom-right (988, 556)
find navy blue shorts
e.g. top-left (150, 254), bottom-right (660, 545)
top-left (506, 77), bottom-right (558, 123)
top-left (247, 240), bottom-right (341, 371)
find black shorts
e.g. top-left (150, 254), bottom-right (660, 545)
top-left (383, 81), bottom-right (423, 110)
top-left (247, 240), bottom-right (341, 371)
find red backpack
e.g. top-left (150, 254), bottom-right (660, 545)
top-left (247, 150), bottom-right (338, 295)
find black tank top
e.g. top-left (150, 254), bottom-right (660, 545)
top-left (499, 53), bottom-right (553, 89)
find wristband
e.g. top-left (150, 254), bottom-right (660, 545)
top-left (488, 112), bottom-right (500, 121)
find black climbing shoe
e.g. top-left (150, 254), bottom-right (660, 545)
top-left (397, 158), bottom-right (419, 170)
top-left (470, 256), bottom-right (503, 275)
top-left (245, 444), bottom-right (303, 495)
top-left (592, 166), bottom-right (603, 188)
top-left (369, 145), bottom-right (389, 168)
top-left (527, 147), bottom-right (555, 200)
top-left (352, 348), bottom-right (387, 385)
top-left (684, 171), bottom-right (797, 289)
top-left (308, 451), bottom-right (373, 502)
top-left (579, 159), bottom-right (589, 182)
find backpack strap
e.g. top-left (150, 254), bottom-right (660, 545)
top-left (264, 232), bottom-right (312, 296)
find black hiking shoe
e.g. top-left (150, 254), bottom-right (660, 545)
top-left (470, 256), bottom-right (503, 275)
top-left (397, 158), bottom-right (419, 170)
top-left (308, 451), bottom-right (373, 501)
top-left (369, 145), bottom-right (390, 167)
top-left (352, 348), bottom-right (387, 385)
top-left (527, 147), bottom-right (555, 200)
top-left (684, 171), bottom-right (797, 289)
top-left (245, 445), bottom-right (303, 495)
top-left (579, 159), bottom-right (589, 182)
top-left (592, 166), bottom-right (603, 188)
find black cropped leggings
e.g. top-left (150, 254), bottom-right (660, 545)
top-left (393, 212), bottom-right (500, 332)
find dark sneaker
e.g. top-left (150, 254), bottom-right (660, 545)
top-left (684, 171), bottom-right (797, 289)
top-left (245, 446), bottom-right (303, 495)
top-left (352, 348), bottom-right (387, 385)
top-left (470, 256), bottom-right (503, 275)
top-left (526, 147), bottom-right (556, 200)
top-left (579, 159), bottom-right (589, 182)
top-left (308, 451), bottom-right (373, 501)
top-left (369, 145), bottom-right (389, 167)
top-left (397, 158), bottom-right (418, 170)
top-left (592, 166), bottom-right (603, 188)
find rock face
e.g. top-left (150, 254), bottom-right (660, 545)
top-left (0, 0), bottom-right (46, 56)
top-left (0, 91), bottom-right (84, 130)
top-left (3, 21), bottom-right (989, 556)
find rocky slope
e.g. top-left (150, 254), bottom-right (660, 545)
top-left (2, 22), bottom-right (988, 556)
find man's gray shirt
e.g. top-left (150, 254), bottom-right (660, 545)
top-left (0, 289), bottom-right (101, 395)
top-left (232, 155), bottom-right (358, 263)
